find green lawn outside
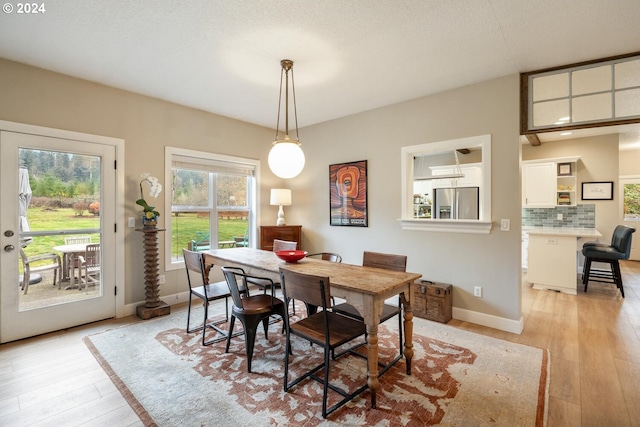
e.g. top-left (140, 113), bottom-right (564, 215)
top-left (20, 208), bottom-right (248, 264)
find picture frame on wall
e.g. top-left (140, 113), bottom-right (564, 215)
top-left (557, 162), bottom-right (572, 176)
top-left (581, 181), bottom-right (614, 200)
top-left (329, 160), bottom-right (368, 226)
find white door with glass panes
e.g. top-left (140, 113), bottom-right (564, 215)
top-left (0, 129), bottom-right (119, 343)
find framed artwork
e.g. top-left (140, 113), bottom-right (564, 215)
top-left (581, 181), bottom-right (614, 200)
top-left (557, 162), bottom-right (572, 176)
top-left (329, 160), bottom-right (368, 226)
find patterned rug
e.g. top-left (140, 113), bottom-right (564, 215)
top-left (84, 309), bottom-right (548, 426)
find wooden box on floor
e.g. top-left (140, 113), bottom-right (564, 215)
top-left (413, 280), bottom-right (452, 323)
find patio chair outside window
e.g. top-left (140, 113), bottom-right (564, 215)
top-left (189, 231), bottom-right (211, 252)
top-left (19, 248), bottom-right (62, 294)
top-left (78, 244), bottom-right (100, 291)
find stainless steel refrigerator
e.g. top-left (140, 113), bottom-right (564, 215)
top-left (434, 187), bottom-right (479, 219)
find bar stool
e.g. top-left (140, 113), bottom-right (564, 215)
top-left (581, 225), bottom-right (635, 297)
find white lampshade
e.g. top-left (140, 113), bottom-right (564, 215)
top-left (270, 188), bottom-right (292, 226)
top-left (270, 188), bottom-right (292, 206)
top-left (268, 141), bottom-right (305, 179)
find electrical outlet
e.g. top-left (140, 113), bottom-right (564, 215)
top-left (128, 217), bottom-right (136, 227)
top-left (557, 213), bottom-right (563, 220)
top-left (158, 275), bottom-right (165, 284)
top-left (474, 286), bottom-right (482, 297)
top-left (500, 219), bottom-right (510, 231)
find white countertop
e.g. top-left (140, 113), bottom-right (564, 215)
top-left (523, 226), bottom-right (602, 238)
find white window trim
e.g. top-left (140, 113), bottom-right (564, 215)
top-left (164, 146), bottom-right (260, 270)
top-left (399, 134), bottom-right (492, 234)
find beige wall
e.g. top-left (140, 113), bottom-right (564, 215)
top-left (522, 135), bottom-right (619, 241)
top-left (0, 58), bottom-right (277, 305)
top-left (290, 75), bottom-right (523, 323)
top-left (0, 58), bottom-right (525, 326)
top-left (619, 147), bottom-right (640, 176)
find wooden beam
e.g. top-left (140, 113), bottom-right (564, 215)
top-left (525, 134), bottom-right (541, 146)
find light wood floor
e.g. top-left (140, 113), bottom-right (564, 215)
top-left (1, 260), bottom-right (639, 426)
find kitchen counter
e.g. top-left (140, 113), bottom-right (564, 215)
top-left (523, 226), bottom-right (602, 239)
top-left (524, 227), bottom-right (602, 294)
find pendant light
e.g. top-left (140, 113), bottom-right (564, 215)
top-left (268, 59), bottom-right (305, 179)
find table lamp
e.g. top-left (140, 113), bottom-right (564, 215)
top-left (270, 188), bottom-right (292, 226)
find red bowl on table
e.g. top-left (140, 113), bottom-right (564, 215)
top-left (275, 250), bottom-right (308, 263)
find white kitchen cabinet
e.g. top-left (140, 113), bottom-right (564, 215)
top-left (525, 227), bottom-right (602, 294)
top-left (430, 164), bottom-right (481, 188)
top-left (522, 162), bottom-right (556, 207)
top-left (522, 157), bottom-right (579, 207)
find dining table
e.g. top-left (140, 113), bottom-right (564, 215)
top-left (52, 242), bottom-right (90, 287)
top-left (202, 247), bottom-right (422, 408)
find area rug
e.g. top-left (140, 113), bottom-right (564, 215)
top-left (84, 309), bottom-right (549, 427)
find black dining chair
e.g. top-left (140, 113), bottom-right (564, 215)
top-left (306, 252), bottom-right (342, 263)
top-left (582, 225), bottom-right (635, 297)
top-left (280, 267), bottom-right (367, 418)
top-left (247, 239), bottom-right (298, 316)
top-left (221, 266), bottom-right (287, 373)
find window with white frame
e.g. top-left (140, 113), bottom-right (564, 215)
top-left (164, 147), bottom-right (259, 269)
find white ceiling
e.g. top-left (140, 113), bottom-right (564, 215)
top-left (1, 0), bottom-right (640, 145)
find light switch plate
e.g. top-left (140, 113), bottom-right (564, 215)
top-left (500, 219), bottom-right (510, 231)
top-left (128, 217), bottom-right (136, 228)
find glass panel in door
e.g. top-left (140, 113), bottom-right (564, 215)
top-left (18, 148), bottom-right (102, 311)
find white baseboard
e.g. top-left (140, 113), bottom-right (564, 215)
top-left (122, 292), bottom-right (524, 335)
top-left (122, 291), bottom-right (191, 317)
top-left (452, 307), bottom-right (524, 334)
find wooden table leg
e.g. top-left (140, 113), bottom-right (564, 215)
top-left (365, 321), bottom-right (380, 408)
top-left (403, 298), bottom-right (414, 375)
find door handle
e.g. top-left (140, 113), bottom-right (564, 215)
top-left (4, 245), bottom-right (15, 252)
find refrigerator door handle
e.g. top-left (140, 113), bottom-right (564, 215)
top-left (454, 190), bottom-right (459, 219)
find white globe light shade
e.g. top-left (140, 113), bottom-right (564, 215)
top-left (268, 142), bottom-right (305, 179)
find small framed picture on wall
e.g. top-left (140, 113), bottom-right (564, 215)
top-left (581, 181), bottom-right (614, 200)
top-left (557, 162), bottom-right (572, 176)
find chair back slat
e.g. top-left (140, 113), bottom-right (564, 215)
top-left (84, 244), bottom-right (100, 267)
top-left (362, 251), bottom-right (407, 272)
top-left (64, 235), bottom-right (91, 245)
top-left (221, 267), bottom-right (259, 309)
top-left (273, 239), bottom-right (297, 252)
top-left (280, 268), bottom-right (330, 309)
top-left (182, 249), bottom-right (207, 291)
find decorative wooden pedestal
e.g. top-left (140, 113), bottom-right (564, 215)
top-left (135, 227), bottom-right (170, 320)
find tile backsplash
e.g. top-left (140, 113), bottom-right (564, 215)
top-left (522, 204), bottom-right (595, 228)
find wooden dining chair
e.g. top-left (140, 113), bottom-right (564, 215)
top-left (78, 243), bottom-right (100, 291)
top-left (19, 248), bottom-right (62, 294)
top-left (183, 249), bottom-right (234, 346)
top-left (221, 266), bottom-right (286, 373)
top-left (280, 267), bottom-right (367, 418)
top-left (332, 251), bottom-right (407, 374)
